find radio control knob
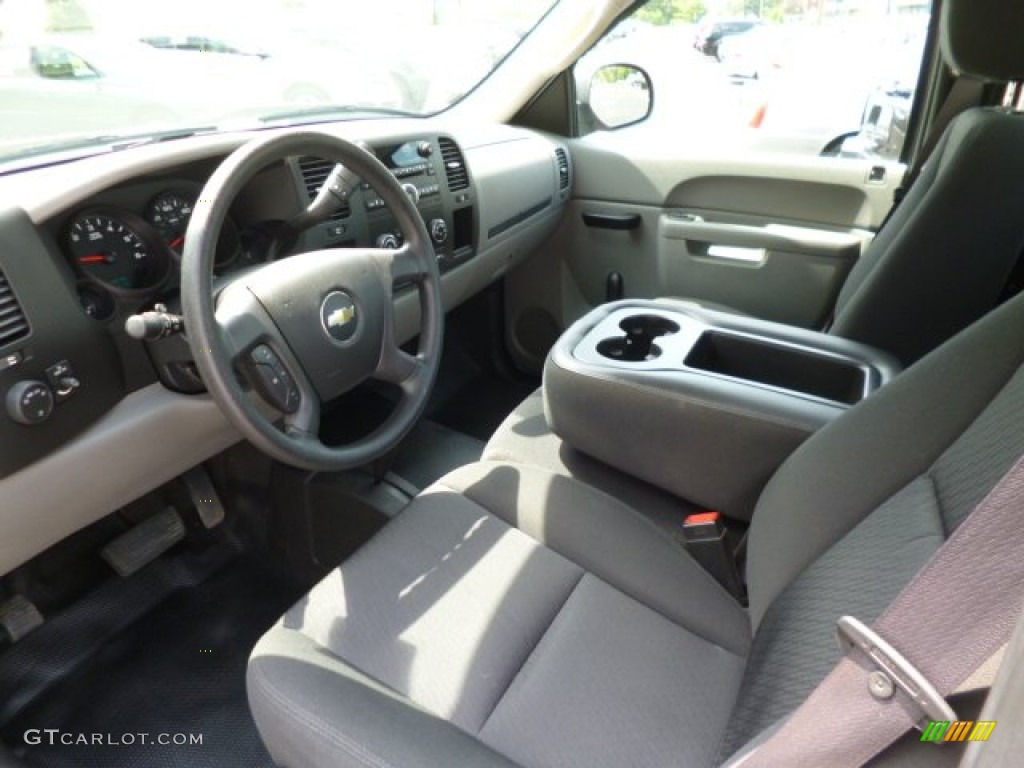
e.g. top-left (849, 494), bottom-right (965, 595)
top-left (7, 380), bottom-right (54, 425)
top-left (429, 218), bottom-right (448, 245)
top-left (376, 233), bottom-right (400, 250)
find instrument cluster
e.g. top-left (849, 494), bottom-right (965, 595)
top-left (62, 186), bottom-right (251, 321)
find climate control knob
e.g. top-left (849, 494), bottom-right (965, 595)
top-left (429, 218), bottom-right (448, 245)
top-left (7, 380), bottom-right (54, 425)
top-left (376, 233), bottom-right (400, 250)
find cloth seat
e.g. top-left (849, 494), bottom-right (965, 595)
top-left (249, 289), bottom-right (1024, 767)
top-left (250, 463), bottom-right (748, 768)
top-left (480, 386), bottom-right (702, 536)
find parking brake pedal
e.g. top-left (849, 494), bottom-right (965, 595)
top-left (181, 465), bottom-right (226, 528)
top-left (101, 507), bottom-right (185, 577)
top-left (0, 595), bottom-right (44, 644)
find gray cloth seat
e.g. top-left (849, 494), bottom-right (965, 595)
top-left (818, 105), bottom-right (1024, 366)
top-left (481, 386), bottom-right (702, 536)
top-left (248, 288), bottom-right (1024, 768)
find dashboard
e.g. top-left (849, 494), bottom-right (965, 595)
top-left (0, 120), bottom-right (572, 576)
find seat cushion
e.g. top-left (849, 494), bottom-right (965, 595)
top-left (249, 463), bottom-right (748, 768)
top-left (482, 389), bottom-right (701, 536)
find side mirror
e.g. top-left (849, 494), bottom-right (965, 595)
top-left (584, 63), bottom-right (653, 131)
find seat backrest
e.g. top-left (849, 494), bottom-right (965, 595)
top-left (830, 107), bottom-right (1024, 365)
top-left (719, 253), bottom-right (1024, 761)
top-left (828, 0), bottom-right (1024, 366)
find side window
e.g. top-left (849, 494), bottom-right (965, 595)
top-left (574, 1), bottom-right (930, 161)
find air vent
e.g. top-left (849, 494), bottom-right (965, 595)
top-left (0, 270), bottom-right (30, 348)
top-left (555, 147), bottom-right (570, 190)
top-left (297, 156), bottom-right (351, 219)
top-left (438, 138), bottom-right (469, 192)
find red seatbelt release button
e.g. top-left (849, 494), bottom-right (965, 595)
top-left (682, 511), bottom-right (724, 541)
top-left (679, 511), bottom-right (744, 601)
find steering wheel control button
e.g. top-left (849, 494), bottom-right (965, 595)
top-left (320, 291), bottom-right (360, 344)
top-left (7, 380), bottom-right (55, 425)
top-left (250, 345), bottom-right (276, 366)
top-left (249, 345), bottom-right (300, 414)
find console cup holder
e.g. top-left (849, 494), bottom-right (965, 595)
top-left (596, 314), bottom-right (680, 362)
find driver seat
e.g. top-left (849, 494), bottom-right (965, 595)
top-left (247, 285), bottom-right (1024, 767)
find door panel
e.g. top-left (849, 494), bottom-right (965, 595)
top-left (504, 135), bottom-right (903, 373)
top-left (657, 211), bottom-right (866, 327)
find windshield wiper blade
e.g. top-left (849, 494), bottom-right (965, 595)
top-left (258, 105), bottom-right (418, 123)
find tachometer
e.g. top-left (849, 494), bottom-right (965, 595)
top-left (146, 189), bottom-right (241, 268)
top-left (66, 210), bottom-right (168, 294)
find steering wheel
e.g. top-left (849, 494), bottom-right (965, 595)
top-left (180, 130), bottom-right (443, 471)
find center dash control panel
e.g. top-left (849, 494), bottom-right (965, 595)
top-left (295, 135), bottom-right (476, 276)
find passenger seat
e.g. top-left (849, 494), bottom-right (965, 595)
top-left (487, 0), bottom-right (1024, 521)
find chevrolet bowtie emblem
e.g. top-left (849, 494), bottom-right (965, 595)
top-left (327, 306), bottom-right (356, 328)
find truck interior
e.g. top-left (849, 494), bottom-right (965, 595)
top-left (1, 0), bottom-right (1024, 766)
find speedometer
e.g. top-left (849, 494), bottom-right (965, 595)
top-left (66, 210), bottom-right (168, 294)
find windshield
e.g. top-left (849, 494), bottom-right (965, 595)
top-left (0, 0), bottom-right (557, 165)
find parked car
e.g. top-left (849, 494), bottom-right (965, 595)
top-left (0, 34), bottom-right (241, 143)
top-left (746, 25), bottom-right (925, 156)
top-left (847, 40), bottom-right (923, 159)
top-left (693, 17), bottom-right (762, 59)
top-left (717, 23), bottom-right (802, 79)
top-left (138, 29), bottom-right (408, 110)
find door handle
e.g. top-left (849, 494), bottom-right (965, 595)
top-left (582, 212), bottom-right (642, 231)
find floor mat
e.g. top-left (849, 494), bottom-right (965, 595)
top-left (1, 556), bottom-right (306, 768)
top-left (425, 346), bottom-right (536, 442)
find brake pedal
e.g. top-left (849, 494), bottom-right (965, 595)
top-left (0, 595), bottom-right (43, 644)
top-left (182, 465), bottom-right (226, 528)
top-left (101, 507), bottom-right (185, 577)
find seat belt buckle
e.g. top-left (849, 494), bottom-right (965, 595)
top-left (679, 512), bottom-right (745, 602)
top-left (836, 616), bottom-right (957, 734)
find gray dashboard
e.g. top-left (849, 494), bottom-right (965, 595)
top-left (0, 120), bottom-right (571, 576)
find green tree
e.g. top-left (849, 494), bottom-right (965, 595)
top-left (677, 0), bottom-right (707, 22)
top-left (635, 0), bottom-right (707, 26)
top-left (741, 0), bottom-right (787, 21)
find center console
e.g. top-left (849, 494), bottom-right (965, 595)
top-left (544, 299), bottom-right (901, 519)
